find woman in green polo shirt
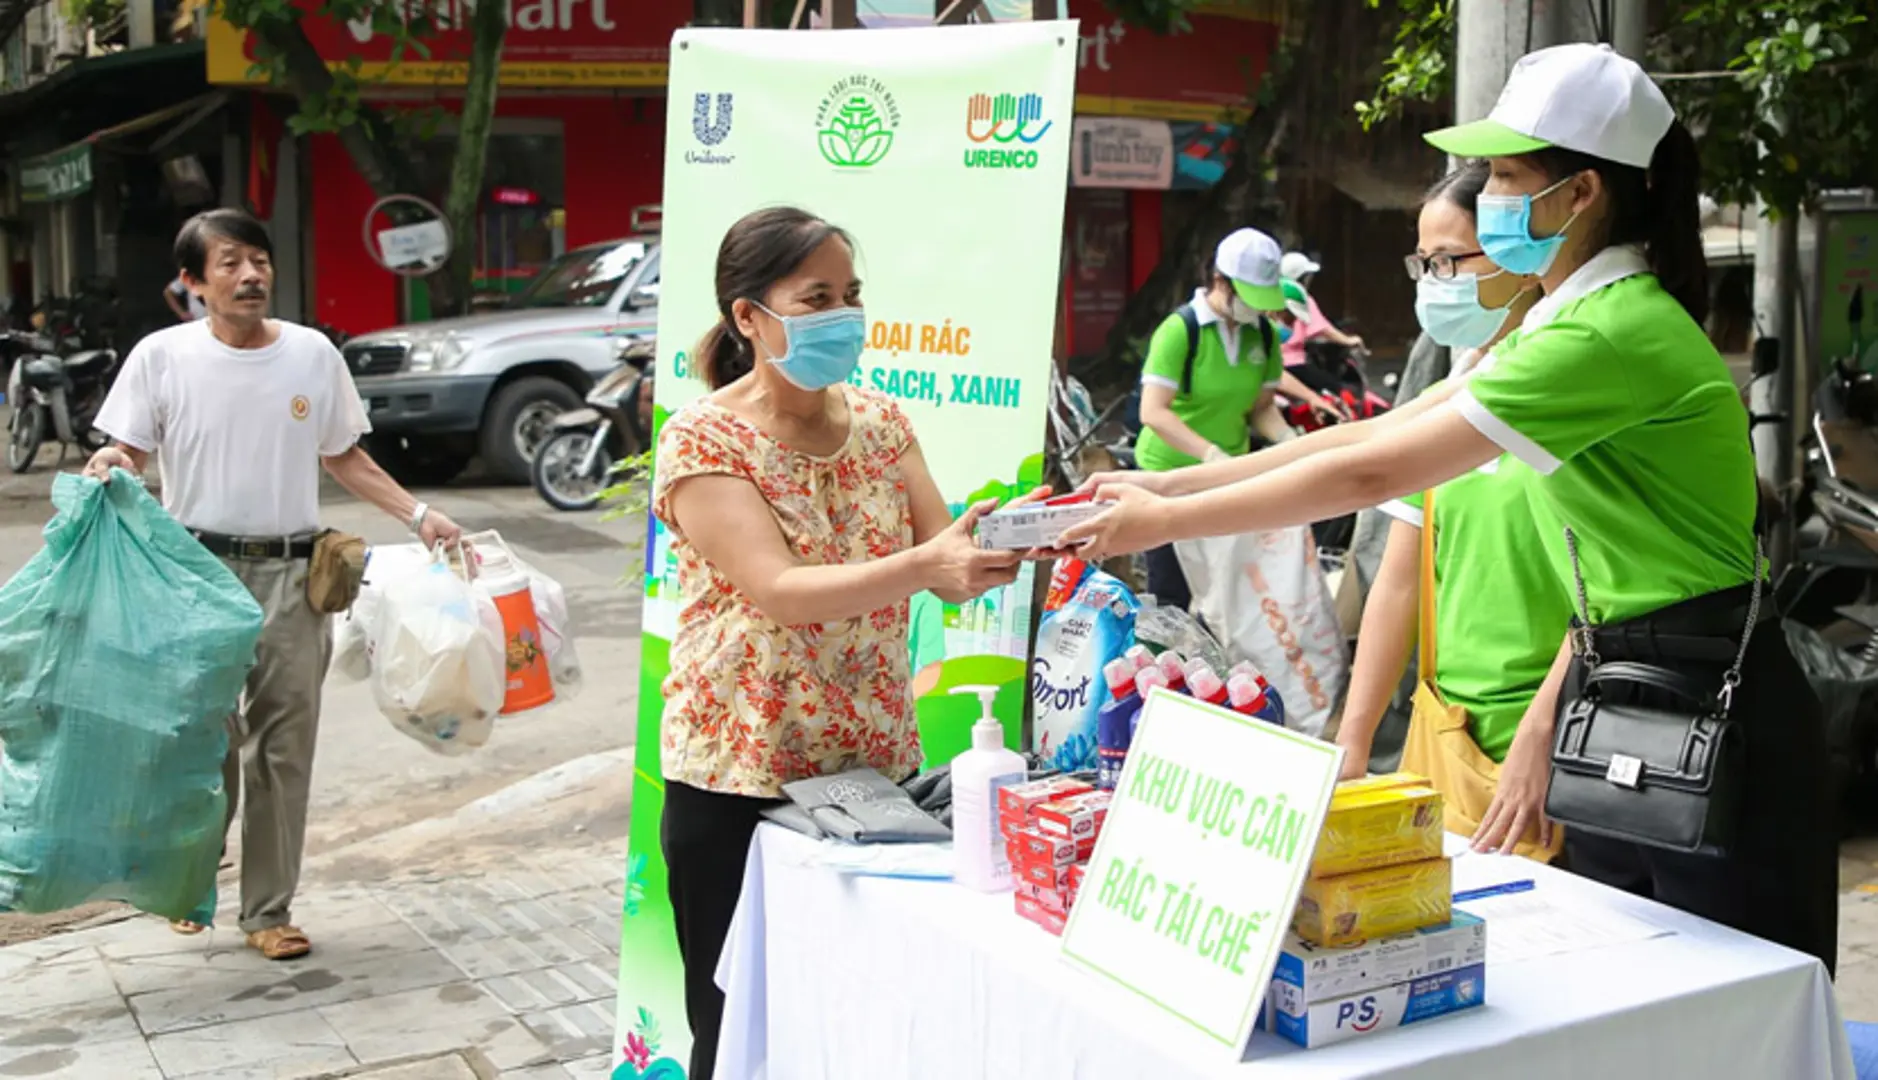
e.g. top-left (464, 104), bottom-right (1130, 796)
top-left (1134, 227), bottom-right (1340, 608)
top-left (1063, 44), bottom-right (1835, 970)
top-left (1336, 162), bottom-right (1565, 860)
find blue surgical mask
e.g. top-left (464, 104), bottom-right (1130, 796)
top-left (752, 302), bottom-right (865, 390)
top-left (1414, 271), bottom-right (1521, 350)
top-left (1476, 174), bottom-right (1583, 276)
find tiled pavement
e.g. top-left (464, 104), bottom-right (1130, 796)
top-left (0, 849), bottom-right (625, 1079)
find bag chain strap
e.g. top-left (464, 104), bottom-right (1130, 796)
top-left (1563, 526), bottom-right (1764, 716)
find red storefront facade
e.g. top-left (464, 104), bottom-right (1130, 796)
top-left (207, 0), bottom-right (685, 335)
top-left (206, 1), bottom-right (1278, 341)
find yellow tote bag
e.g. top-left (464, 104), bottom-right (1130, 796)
top-left (1399, 487), bottom-right (1564, 863)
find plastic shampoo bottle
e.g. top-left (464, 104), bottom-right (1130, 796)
top-left (950, 684), bottom-right (1028, 892)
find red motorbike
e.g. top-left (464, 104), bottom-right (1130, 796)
top-left (1279, 339), bottom-right (1393, 434)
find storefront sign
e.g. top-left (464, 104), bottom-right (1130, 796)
top-left (490, 186), bottom-right (540, 206)
top-left (1071, 117), bottom-right (1174, 188)
top-left (1061, 689), bottom-right (1342, 1058)
top-left (1069, 0), bottom-right (1283, 121)
top-left (617, 23), bottom-right (1075, 1075)
top-left (19, 143), bottom-right (94, 203)
top-left (377, 221), bottom-right (451, 271)
top-left (205, 0), bottom-right (685, 87)
top-left (1068, 189), bottom-right (1131, 355)
top-left (1816, 206), bottom-right (1878, 370)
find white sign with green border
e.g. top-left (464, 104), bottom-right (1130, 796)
top-left (1061, 688), bottom-right (1343, 1058)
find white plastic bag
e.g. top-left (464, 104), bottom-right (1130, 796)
top-left (462, 530), bottom-right (583, 701)
top-left (369, 545), bottom-right (505, 755)
top-left (331, 542), bottom-right (433, 684)
top-left (1175, 527), bottom-right (1349, 737)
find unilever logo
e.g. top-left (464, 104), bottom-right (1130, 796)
top-left (687, 92), bottom-right (733, 166)
top-left (963, 92), bottom-right (1052, 170)
top-left (815, 76), bottom-right (900, 168)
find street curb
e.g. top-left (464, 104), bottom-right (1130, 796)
top-left (305, 746), bottom-right (633, 868)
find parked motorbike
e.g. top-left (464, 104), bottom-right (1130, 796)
top-left (532, 337), bottom-right (656, 512)
top-left (4, 324), bottom-right (120, 474)
top-left (1278, 339), bottom-right (1394, 435)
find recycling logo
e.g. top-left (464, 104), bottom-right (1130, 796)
top-left (815, 75), bottom-right (900, 168)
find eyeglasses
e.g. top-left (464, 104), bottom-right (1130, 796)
top-left (1403, 251), bottom-right (1486, 282)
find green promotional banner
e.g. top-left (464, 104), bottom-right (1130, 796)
top-left (19, 143), bottom-right (94, 203)
top-left (613, 23), bottom-right (1078, 1077)
top-left (1817, 207), bottom-right (1878, 371)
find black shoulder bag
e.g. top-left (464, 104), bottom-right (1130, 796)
top-left (1542, 527), bottom-right (1763, 857)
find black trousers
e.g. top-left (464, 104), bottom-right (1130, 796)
top-left (1559, 584), bottom-right (1839, 975)
top-left (661, 780), bottom-right (778, 1080)
top-left (1143, 542), bottom-right (1191, 611)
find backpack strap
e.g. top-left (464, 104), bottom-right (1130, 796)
top-left (1259, 316), bottom-right (1275, 361)
top-left (1176, 303), bottom-right (1201, 396)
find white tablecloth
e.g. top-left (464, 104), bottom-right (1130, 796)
top-left (715, 825), bottom-right (1852, 1079)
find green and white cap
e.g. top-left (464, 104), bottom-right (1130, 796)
top-left (1425, 43), bottom-right (1674, 170)
top-left (1215, 228), bottom-right (1285, 311)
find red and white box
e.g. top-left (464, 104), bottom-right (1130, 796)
top-left (1009, 826), bottom-right (1094, 869)
top-left (1016, 858), bottom-right (1077, 892)
top-left (1015, 879), bottom-right (1070, 915)
top-left (1034, 790), bottom-right (1112, 841)
top-left (999, 777), bottom-right (1093, 823)
top-left (1014, 892), bottom-right (1068, 936)
top-left (1067, 863), bottom-right (1087, 893)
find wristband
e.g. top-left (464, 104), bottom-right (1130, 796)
top-left (409, 501), bottom-right (430, 533)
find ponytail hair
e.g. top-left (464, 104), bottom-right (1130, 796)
top-left (694, 320), bottom-right (750, 391)
top-left (694, 206), bottom-right (855, 390)
top-left (1524, 118), bottom-right (1711, 325)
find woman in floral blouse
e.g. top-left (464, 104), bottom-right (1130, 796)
top-left (652, 206), bottom-right (1033, 1078)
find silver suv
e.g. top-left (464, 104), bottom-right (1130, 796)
top-left (345, 236), bottom-right (660, 485)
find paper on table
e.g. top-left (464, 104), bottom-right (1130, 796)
top-left (795, 839), bottom-right (956, 880)
top-left (1456, 888), bottom-right (1673, 966)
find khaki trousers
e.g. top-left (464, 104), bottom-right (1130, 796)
top-left (218, 556), bottom-right (331, 934)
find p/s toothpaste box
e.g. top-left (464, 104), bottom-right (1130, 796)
top-left (1267, 964), bottom-right (1486, 1049)
top-left (976, 493), bottom-right (1113, 550)
top-left (1271, 911), bottom-right (1486, 1013)
top-left (998, 777), bottom-right (1093, 824)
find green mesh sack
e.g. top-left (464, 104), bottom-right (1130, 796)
top-left (0, 470), bottom-right (262, 918)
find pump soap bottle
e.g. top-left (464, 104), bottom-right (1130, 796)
top-left (950, 684), bottom-right (1028, 892)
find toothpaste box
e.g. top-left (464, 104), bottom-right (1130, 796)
top-left (1009, 826), bottom-right (1093, 869)
top-left (999, 777), bottom-right (1093, 824)
top-left (1014, 879), bottom-right (1070, 915)
top-left (1014, 892), bottom-right (1068, 936)
top-left (1034, 790), bottom-right (1112, 841)
top-left (1271, 912), bottom-right (1486, 1014)
top-left (977, 493), bottom-right (1113, 550)
top-left (1015, 857), bottom-right (1077, 893)
top-left (1267, 964), bottom-right (1486, 1049)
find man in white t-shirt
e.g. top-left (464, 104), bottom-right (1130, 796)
top-left (86, 209), bottom-right (464, 961)
top-left (163, 273), bottom-right (206, 321)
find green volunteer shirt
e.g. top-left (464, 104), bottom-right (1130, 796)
top-left (1135, 294), bottom-right (1283, 472)
top-left (1452, 249), bottom-right (1757, 624)
top-left (1384, 450), bottom-right (1572, 761)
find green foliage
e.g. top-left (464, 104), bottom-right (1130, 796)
top-left (1358, 0), bottom-right (1878, 213)
top-left (1664, 1), bottom-right (1877, 214)
top-left (1353, 0), bottom-right (1453, 131)
top-left (61, 0), bottom-right (124, 28)
top-left (215, 0), bottom-right (446, 136)
top-left (599, 449), bottom-right (656, 546)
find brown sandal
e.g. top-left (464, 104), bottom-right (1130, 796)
top-left (170, 920), bottom-right (207, 935)
top-left (246, 925), bottom-right (312, 960)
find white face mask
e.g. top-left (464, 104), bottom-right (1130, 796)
top-left (1229, 297), bottom-right (1265, 324)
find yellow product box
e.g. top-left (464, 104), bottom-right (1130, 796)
top-left (1293, 857), bottom-right (1453, 948)
top-left (1309, 777), bottom-right (1444, 879)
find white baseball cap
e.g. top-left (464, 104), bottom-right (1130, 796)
top-left (1424, 43), bottom-right (1674, 170)
top-left (1280, 251), bottom-right (1321, 281)
top-left (1215, 228), bottom-right (1285, 311)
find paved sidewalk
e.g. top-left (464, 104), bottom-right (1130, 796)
top-left (0, 849), bottom-right (624, 1079)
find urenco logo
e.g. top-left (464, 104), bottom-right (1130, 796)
top-left (963, 92), bottom-right (1052, 169)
